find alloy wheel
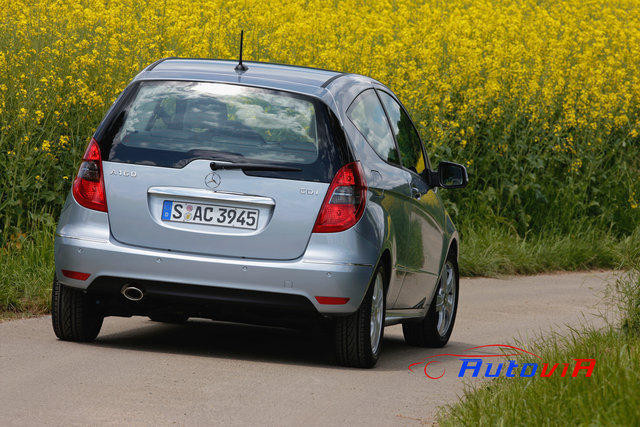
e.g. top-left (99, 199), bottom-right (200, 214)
top-left (435, 261), bottom-right (456, 337)
top-left (370, 271), bottom-right (384, 354)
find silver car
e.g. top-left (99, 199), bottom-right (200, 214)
top-left (52, 58), bottom-right (468, 368)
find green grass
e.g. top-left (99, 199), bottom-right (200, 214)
top-left (0, 224), bottom-right (636, 318)
top-left (459, 225), bottom-right (640, 276)
top-left (0, 226), bottom-right (53, 319)
top-left (439, 270), bottom-right (640, 426)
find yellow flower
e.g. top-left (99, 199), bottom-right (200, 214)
top-left (569, 159), bottom-right (583, 173)
top-left (1, 0), bottom-right (640, 232)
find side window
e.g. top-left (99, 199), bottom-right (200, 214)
top-left (347, 89), bottom-right (400, 165)
top-left (377, 91), bottom-right (427, 174)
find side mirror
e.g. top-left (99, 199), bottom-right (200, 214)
top-left (436, 161), bottom-right (468, 189)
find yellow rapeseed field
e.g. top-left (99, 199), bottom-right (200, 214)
top-left (1, 0), bottom-right (639, 238)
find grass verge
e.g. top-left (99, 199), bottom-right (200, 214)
top-left (459, 225), bottom-right (640, 277)
top-left (0, 227), bottom-right (54, 319)
top-left (439, 269), bottom-right (640, 425)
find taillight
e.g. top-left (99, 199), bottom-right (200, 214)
top-left (72, 138), bottom-right (107, 212)
top-left (312, 162), bottom-right (367, 233)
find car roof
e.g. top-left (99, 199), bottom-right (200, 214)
top-left (135, 57), bottom-right (357, 96)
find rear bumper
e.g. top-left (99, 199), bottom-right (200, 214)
top-left (54, 233), bottom-right (375, 316)
top-left (87, 276), bottom-right (321, 326)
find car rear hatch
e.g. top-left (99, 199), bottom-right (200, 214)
top-left (99, 80), bottom-right (349, 260)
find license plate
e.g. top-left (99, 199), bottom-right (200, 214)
top-left (161, 200), bottom-right (259, 230)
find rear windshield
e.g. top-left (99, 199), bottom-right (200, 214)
top-left (99, 81), bottom-right (349, 182)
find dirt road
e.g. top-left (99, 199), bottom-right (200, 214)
top-left (0, 271), bottom-right (616, 425)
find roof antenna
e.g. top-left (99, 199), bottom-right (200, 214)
top-left (235, 30), bottom-right (248, 73)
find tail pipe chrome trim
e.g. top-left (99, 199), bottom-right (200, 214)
top-left (121, 285), bottom-right (144, 301)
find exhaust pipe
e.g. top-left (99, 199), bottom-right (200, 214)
top-left (121, 285), bottom-right (144, 302)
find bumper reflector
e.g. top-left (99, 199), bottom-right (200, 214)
top-left (315, 296), bottom-right (350, 305)
top-left (61, 270), bottom-right (91, 281)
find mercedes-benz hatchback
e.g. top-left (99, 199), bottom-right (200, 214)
top-left (52, 58), bottom-right (468, 368)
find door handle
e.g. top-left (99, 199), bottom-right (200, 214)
top-left (411, 186), bottom-right (421, 199)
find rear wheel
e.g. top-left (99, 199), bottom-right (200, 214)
top-left (51, 276), bottom-right (103, 342)
top-left (334, 266), bottom-right (385, 368)
top-left (402, 256), bottom-right (459, 347)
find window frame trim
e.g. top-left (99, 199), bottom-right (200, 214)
top-left (346, 87), bottom-right (403, 168)
top-left (374, 88), bottom-right (433, 176)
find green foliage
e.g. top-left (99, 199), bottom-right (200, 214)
top-left (0, 225), bottom-right (54, 318)
top-left (459, 225), bottom-right (640, 277)
top-left (439, 268), bottom-right (640, 426)
top-left (432, 111), bottom-right (640, 236)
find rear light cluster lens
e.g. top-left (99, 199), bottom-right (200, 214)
top-left (315, 296), bottom-right (350, 305)
top-left (312, 162), bottom-right (367, 233)
top-left (61, 270), bottom-right (91, 281)
top-left (72, 138), bottom-right (107, 212)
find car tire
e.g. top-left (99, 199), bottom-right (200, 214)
top-left (402, 255), bottom-right (459, 348)
top-left (149, 314), bottom-right (189, 324)
top-left (51, 276), bottom-right (103, 342)
top-left (334, 265), bottom-right (386, 368)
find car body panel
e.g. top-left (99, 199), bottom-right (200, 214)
top-left (55, 195), bottom-right (378, 315)
top-left (392, 171), bottom-right (444, 309)
top-left (104, 159), bottom-right (328, 260)
top-left (323, 73), bottom-right (452, 311)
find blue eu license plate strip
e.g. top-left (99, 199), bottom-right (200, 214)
top-left (161, 200), bottom-right (173, 221)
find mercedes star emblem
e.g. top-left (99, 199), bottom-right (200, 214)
top-left (204, 172), bottom-right (221, 189)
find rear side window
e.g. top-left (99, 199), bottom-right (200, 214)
top-left (377, 91), bottom-right (427, 174)
top-left (100, 81), bottom-right (348, 182)
top-left (347, 89), bottom-right (400, 165)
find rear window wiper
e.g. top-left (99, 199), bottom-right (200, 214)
top-left (210, 161), bottom-right (301, 172)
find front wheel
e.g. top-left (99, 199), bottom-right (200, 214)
top-left (402, 257), bottom-right (459, 347)
top-left (51, 276), bottom-right (103, 342)
top-left (334, 265), bottom-right (386, 368)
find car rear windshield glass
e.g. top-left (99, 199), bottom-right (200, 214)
top-left (101, 81), bottom-right (348, 182)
